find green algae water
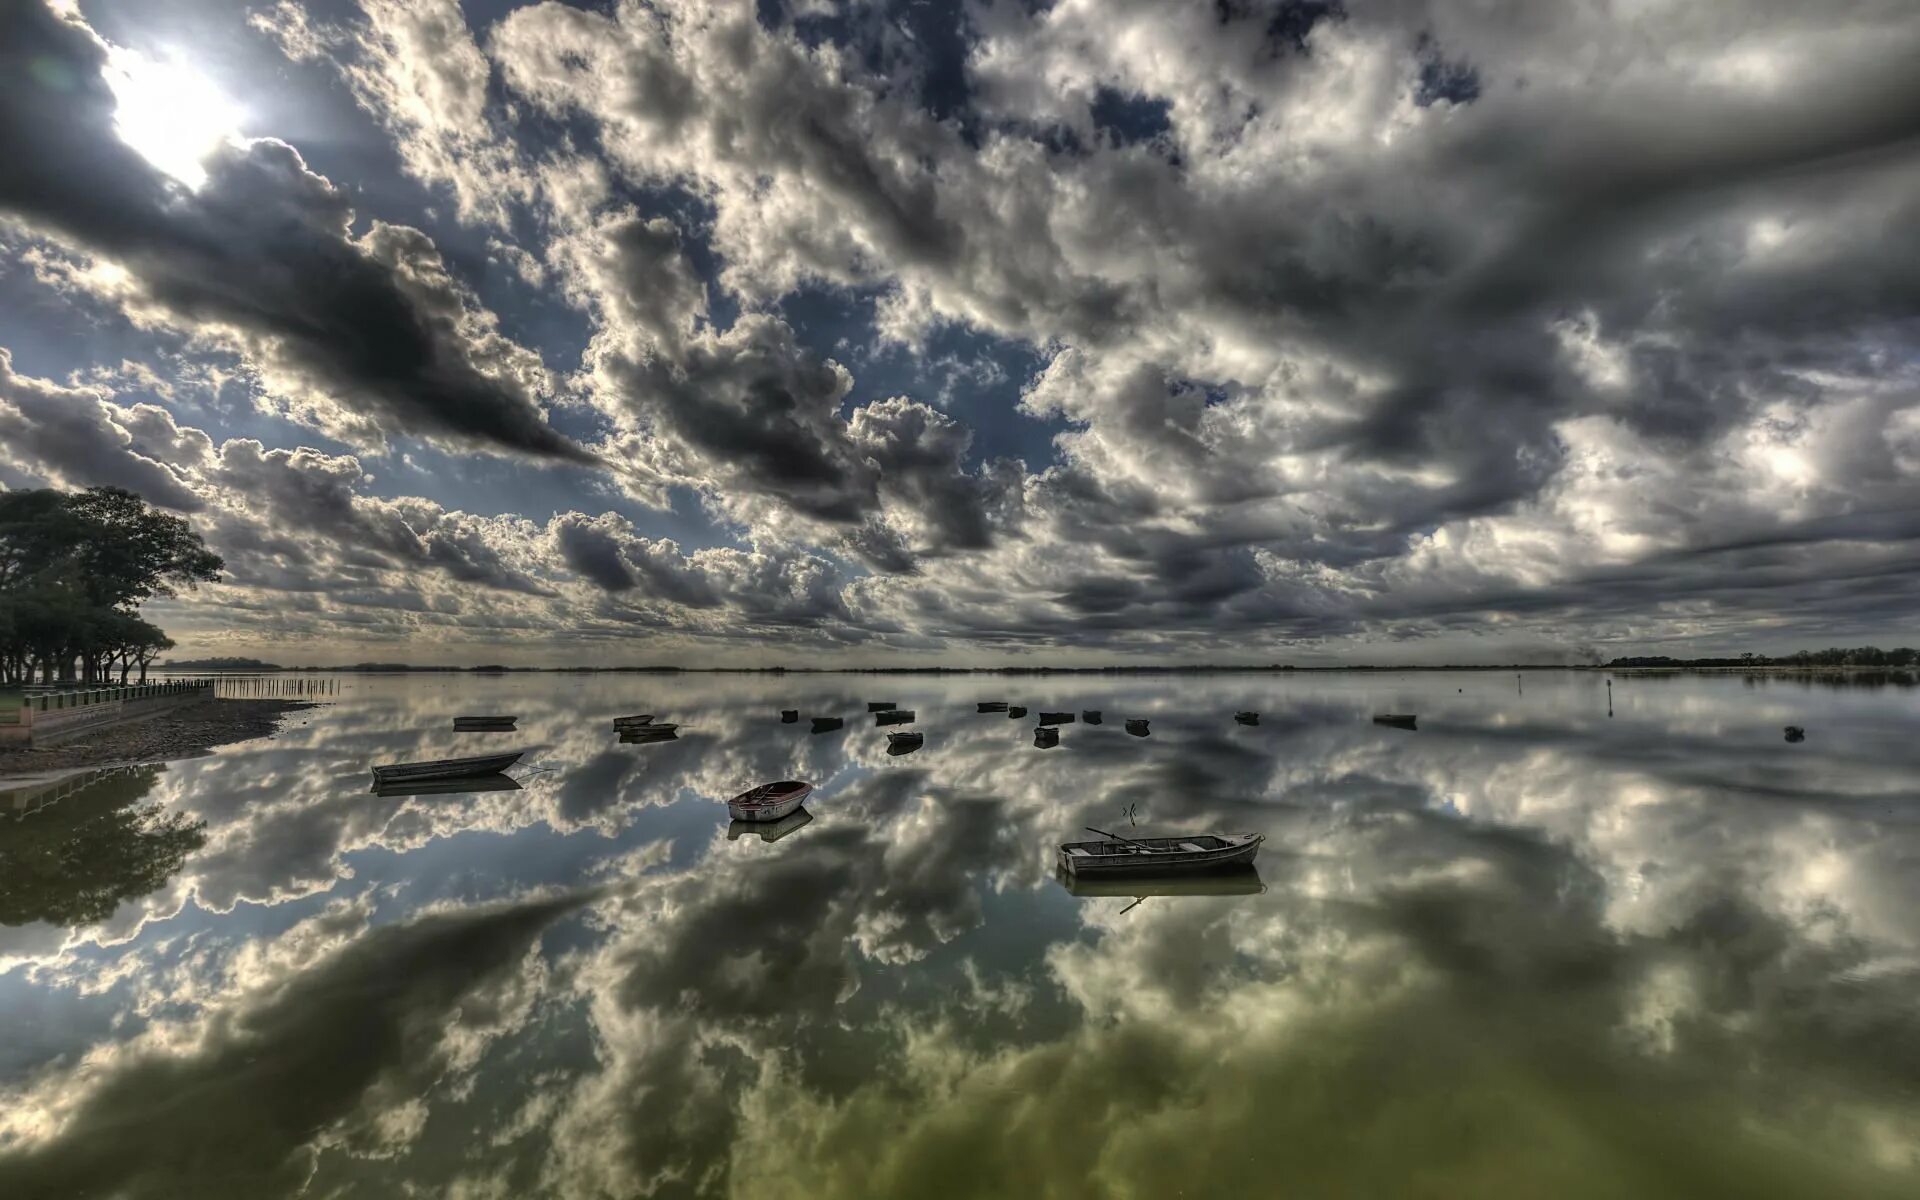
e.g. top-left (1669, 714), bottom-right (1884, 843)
top-left (1, 670), bottom-right (1917, 1198)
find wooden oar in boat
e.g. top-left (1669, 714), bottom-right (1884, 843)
top-left (1085, 826), bottom-right (1164, 854)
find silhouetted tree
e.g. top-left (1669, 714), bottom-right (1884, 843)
top-left (0, 487), bottom-right (220, 685)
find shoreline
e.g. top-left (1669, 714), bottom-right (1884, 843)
top-left (0, 698), bottom-right (317, 779)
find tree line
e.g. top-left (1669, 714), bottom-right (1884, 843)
top-left (0, 487), bottom-right (223, 687)
top-left (1607, 647), bottom-right (1920, 668)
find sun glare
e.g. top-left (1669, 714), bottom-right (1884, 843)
top-left (105, 48), bottom-right (244, 189)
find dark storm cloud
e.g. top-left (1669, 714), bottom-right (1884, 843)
top-left (0, 0), bottom-right (589, 465)
top-left (0, 347), bottom-right (203, 510)
top-left (214, 440), bottom-right (549, 594)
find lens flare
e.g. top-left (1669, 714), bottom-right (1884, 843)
top-left (105, 48), bottom-right (243, 189)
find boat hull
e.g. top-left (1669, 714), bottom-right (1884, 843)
top-left (370, 750), bottom-right (524, 786)
top-left (728, 781), bottom-right (813, 822)
top-left (1056, 833), bottom-right (1262, 876)
top-left (1372, 714), bottom-right (1418, 730)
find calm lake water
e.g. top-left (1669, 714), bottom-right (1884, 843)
top-left (2, 671), bottom-right (1917, 1198)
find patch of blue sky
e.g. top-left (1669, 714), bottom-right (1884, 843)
top-left (774, 283), bottom-right (1067, 470)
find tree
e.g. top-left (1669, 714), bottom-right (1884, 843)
top-left (0, 487), bottom-right (221, 685)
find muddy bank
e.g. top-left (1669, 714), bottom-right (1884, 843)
top-left (0, 699), bottom-right (317, 774)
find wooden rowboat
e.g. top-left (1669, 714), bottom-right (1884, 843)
top-left (1082, 710), bottom-right (1102, 724)
top-left (1056, 828), bottom-right (1262, 876)
top-left (1037, 711), bottom-right (1075, 725)
top-left (1373, 714), bottom-right (1418, 730)
top-left (370, 750), bottom-right (523, 787)
top-left (1007, 706), bottom-right (1028, 718)
top-left (874, 709), bottom-right (915, 726)
top-left (611, 713), bottom-right (657, 728)
top-left (373, 774), bottom-right (523, 798)
top-left (453, 715), bottom-right (517, 730)
top-left (728, 780), bottom-right (812, 822)
top-left (977, 701), bottom-right (1008, 712)
top-left (811, 716), bottom-right (844, 733)
top-left (1234, 711), bottom-right (1258, 725)
top-left (866, 701), bottom-right (898, 712)
top-left (886, 731), bottom-right (924, 755)
top-left (1125, 718), bottom-right (1150, 736)
top-left (1034, 726), bottom-right (1059, 748)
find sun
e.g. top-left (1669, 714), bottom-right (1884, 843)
top-left (105, 47), bottom-right (244, 189)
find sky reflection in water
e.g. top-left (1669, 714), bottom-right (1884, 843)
top-left (1, 672), bottom-right (1918, 1197)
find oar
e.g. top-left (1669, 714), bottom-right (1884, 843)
top-left (1085, 826), bottom-right (1162, 853)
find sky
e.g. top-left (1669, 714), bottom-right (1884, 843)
top-left (1, 0), bottom-right (1917, 667)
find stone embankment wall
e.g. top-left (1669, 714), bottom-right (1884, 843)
top-left (0, 681), bottom-right (213, 748)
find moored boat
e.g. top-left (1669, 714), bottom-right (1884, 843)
top-left (886, 731), bottom-right (924, 755)
top-left (811, 716), bottom-right (844, 733)
top-left (1034, 726), bottom-right (1059, 748)
top-left (1784, 725), bottom-right (1806, 742)
top-left (619, 726), bottom-right (678, 744)
top-left (977, 701), bottom-right (1009, 712)
top-left (1082, 710), bottom-right (1102, 724)
top-left (1125, 718), bottom-right (1150, 736)
top-left (1234, 711), bottom-right (1258, 725)
top-left (453, 715), bottom-right (517, 730)
top-left (728, 780), bottom-right (813, 822)
top-left (1037, 711), bottom-right (1074, 725)
top-left (866, 701), bottom-right (898, 713)
top-left (1007, 706), bottom-right (1028, 718)
top-left (1056, 828), bottom-right (1262, 876)
top-left (781, 709), bottom-right (799, 723)
top-left (1373, 714), bottom-right (1417, 730)
top-left (370, 750), bottom-right (524, 787)
top-left (611, 713), bottom-right (657, 728)
top-left (875, 709), bottom-right (915, 726)
top-left (374, 774), bottom-right (523, 798)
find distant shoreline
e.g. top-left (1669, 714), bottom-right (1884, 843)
top-left (151, 664), bottom-right (1912, 676)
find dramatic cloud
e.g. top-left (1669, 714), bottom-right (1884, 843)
top-left (2, 0), bottom-right (1918, 659)
top-left (0, 0), bottom-right (588, 465)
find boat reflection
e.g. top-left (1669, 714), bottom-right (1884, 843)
top-left (727, 807), bottom-right (814, 843)
top-left (1055, 864), bottom-right (1265, 900)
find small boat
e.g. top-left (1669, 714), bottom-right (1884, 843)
top-left (977, 702), bottom-right (1009, 713)
top-left (1007, 706), bottom-right (1028, 718)
top-left (370, 750), bottom-right (523, 787)
top-left (1234, 711), bottom-right (1258, 725)
top-left (611, 713), bottom-right (657, 728)
top-left (1082, 710), bottom-right (1102, 724)
top-left (1038, 711), bottom-right (1075, 726)
top-left (1125, 718), bottom-right (1150, 737)
top-left (867, 701), bottom-right (898, 713)
top-left (1057, 828), bottom-right (1263, 876)
top-left (728, 808), bottom-right (812, 843)
top-left (1373, 714), bottom-right (1418, 730)
top-left (373, 775), bottom-right (523, 798)
top-left (1057, 865), bottom-right (1265, 898)
top-left (811, 716), bottom-right (844, 733)
top-left (728, 780), bottom-right (813, 822)
top-left (453, 715), bottom-right (517, 730)
top-left (1034, 726), bottom-right (1059, 748)
top-left (780, 709), bottom-right (799, 723)
top-left (619, 726), bottom-right (678, 744)
top-left (887, 731), bottom-right (924, 755)
top-left (875, 709), bottom-right (916, 726)
top-left (1784, 725), bottom-right (1806, 743)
